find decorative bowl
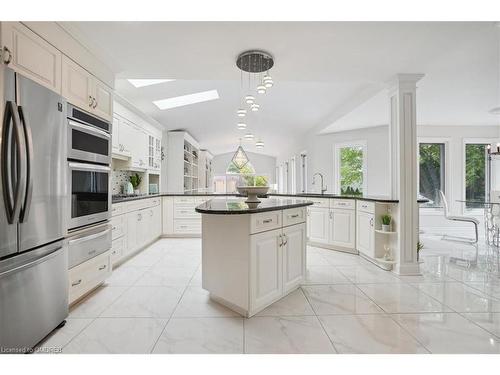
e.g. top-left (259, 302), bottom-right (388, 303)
top-left (236, 186), bottom-right (270, 203)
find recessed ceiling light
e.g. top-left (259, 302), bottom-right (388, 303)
top-left (153, 90), bottom-right (219, 110)
top-left (127, 79), bottom-right (175, 88)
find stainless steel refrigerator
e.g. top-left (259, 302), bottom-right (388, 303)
top-left (0, 67), bottom-right (68, 352)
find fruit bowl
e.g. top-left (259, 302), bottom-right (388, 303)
top-left (236, 186), bottom-right (270, 203)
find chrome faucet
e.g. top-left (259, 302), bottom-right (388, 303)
top-left (312, 173), bottom-right (327, 194)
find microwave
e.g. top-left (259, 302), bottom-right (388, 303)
top-left (67, 104), bottom-right (111, 165)
top-left (68, 162), bottom-right (111, 230)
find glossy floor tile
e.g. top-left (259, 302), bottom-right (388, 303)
top-left (48, 236), bottom-right (500, 353)
top-left (152, 317), bottom-right (244, 354)
top-left (319, 314), bottom-right (428, 353)
top-left (244, 316), bottom-right (336, 354)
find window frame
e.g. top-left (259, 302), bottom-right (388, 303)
top-left (417, 137), bottom-right (451, 214)
top-left (462, 138), bottom-right (497, 215)
top-left (300, 151), bottom-right (307, 193)
top-left (290, 156), bottom-right (297, 194)
top-left (333, 140), bottom-right (367, 195)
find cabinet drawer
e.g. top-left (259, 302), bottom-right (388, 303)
top-left (283, 207), bottom-right (306, 227)
top-left (174, 196), bottom-right (195, 205)
top-left (68, 250), bottom-right (111, 304)
top-left (308, 198), bottom-right (330, 208)
top-left (111, 203), bottom-right (126, 217)
top-left (174, 219), bottom-right (201, 234)
top-left (111, 215), bottom-right (125, 240)
top-left (357, 200), bottom-right (375, 214)
top-left (250, 211), bottom-right (282, 234)
top-left (174, 206), bottom-right (200, 219)
top-left (331, 199), bottom-right (355, 210)
top-left (110, 237), bottom-right (124, 265)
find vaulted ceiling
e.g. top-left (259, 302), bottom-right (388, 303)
top-left (61, 21), bottom-right (499, 155)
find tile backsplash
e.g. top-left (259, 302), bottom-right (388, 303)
top-left (112, 170), bottom-right (134, 195)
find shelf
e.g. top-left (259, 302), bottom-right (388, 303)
top-left (375, 257), bottom-right (397, 265)
top-left (375, 229), bottom-right (397, 234)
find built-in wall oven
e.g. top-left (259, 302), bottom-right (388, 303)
top-left (67, 104), bottom-right (111, 165)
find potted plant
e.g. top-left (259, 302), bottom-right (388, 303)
top-left (129, 173), bottom-right (142, 195)
top-left (381, 214), bottom-right (392, 232)
top-left (417, 241), bottom-right (424, 262)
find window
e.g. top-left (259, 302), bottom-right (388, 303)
top-left (419, 143), bottom-right (445, 208)
top-left (335, 142), bottom-right (366, 196)
top-left (213, 161), bottom-right (269, 193)
top-left (284, 161), bottom-right (289, 194)
top-left (290, 157), bottom-right (297, 194)
top-left (300, 152), bottom-right (307, 193)
top-left (465, 143), bottom-right (489, 210)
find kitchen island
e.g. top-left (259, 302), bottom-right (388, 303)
top-left (195, 197), bottom-right (313, 317)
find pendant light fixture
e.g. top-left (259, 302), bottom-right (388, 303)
top-left (255, 139), bottom-right (264, 149)
top-left (245, 95), bottom-right (255, 104)
top-left (231, 140), bottom-right (250, 170)
top-left (237, 122), bottom-right (247, 130)
top-left (244, 133), bottom-right (254, 140)
top-left (237, 109), bottom-right (247, 117)
top-left (250, 103), bottom-right (260, 112)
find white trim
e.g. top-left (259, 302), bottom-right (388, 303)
top-left (333, 140), bottom-right (367, 195)
top-left (417, 137), bottom-right (451, 213)
top-left (290, 156), bottom-right (297, 194)
top-left (299, 150), bottom-right (308, 193)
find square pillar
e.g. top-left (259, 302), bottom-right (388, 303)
top-left (388, 74), bottom-right (424, 275)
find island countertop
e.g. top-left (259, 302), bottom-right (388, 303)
top-left (195, 197), bottom-right (313, 215)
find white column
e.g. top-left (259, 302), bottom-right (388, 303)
top-left (388, 74), bottom-right (424, 275)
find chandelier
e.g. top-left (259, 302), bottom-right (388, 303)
top-left (231, 142), bottom-right (250, 170)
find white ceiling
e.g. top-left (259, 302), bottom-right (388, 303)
top-left (61, 21), bottom-right (499, 155)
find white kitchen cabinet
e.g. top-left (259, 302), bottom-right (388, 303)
top-left (250, 228), bottom-right (283, 313)
top-left (1, 22), bottom-right (62, 93)
top-left (118, 117), bottom-right (134, 157)
top-left (307, 207), bottom-right (330, 245)
top-left (126, 210), bottom-right (140, 256)
top-left (61, 55), bottom-right (113, 121)
top-left (130, 125), bottom-right (148, 169)
top-left (356, 210), bottom-right (375, 257)
top-left (330, 208), bottom-right (356, 249)
top-left (282, 223), bottom-right (306, 293)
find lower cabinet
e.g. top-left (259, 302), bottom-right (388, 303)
top-left (250, 222), bottom-right (306, 314)
top-left (162, 196), bottom-right (204, 237)
top-left (307, 207), bottom-right (330, 244)
top-left (356, 210), bottom-right (375, 257)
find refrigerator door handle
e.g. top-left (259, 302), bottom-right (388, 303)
top-left (18, 106), bottom-right (34, 223)
top-left (1, 101), bottom-right (26, 224)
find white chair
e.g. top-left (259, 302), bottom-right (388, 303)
top-left (439, 190), bottom-right (479, 244)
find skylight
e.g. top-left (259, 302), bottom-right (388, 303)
top-left (127, 79), bottom-right (175, 88)
top-left (153, 90), bottom-right (220, 110)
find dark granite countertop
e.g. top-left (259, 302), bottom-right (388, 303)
top-left (112, 192), bottom-right (429, 204)
top-left (195, 197), bottom-right (313, 215)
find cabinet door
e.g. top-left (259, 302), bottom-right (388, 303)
top-left (137, 208), bottom-right (149, 248)
top-left (126, 210), bottom-right (143, 254)
top-left (1, 22), bottom-right (62, 93)
top-left (250, 228), bottom-right (283, 312)
top-left (112, 115), bottom-right (121, 153)
top-left (92, 79), bottom-right (113, 121)
top-left (330, 208), bottom-right (355, 249)
top-left (283, 223), bottom-right (306, 293)
top-left (356, 211), bottom-right (374, 257)
top-left (152, 205), bottom-right (162, 239)
top-left (62, 55), bottom-right (92, 111)
top-left (119, 118), bottom-right (134, 155)
top-left (307, 207), bottom-right (329, 244)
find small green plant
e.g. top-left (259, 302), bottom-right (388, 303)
top-left (417, 241), bottom-right (424, 261)
top-left (129, 173), bottom-right (142, 189)
top-left (381, 214), bottom-right (392, 226)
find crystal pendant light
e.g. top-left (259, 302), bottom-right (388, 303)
top-left (255, 139), bottom-right (264, 149)
top-left (244, 133), bottom-right (254, 140)
top-left (250, 103), bottom-right (260, 112)
top-left (245, 95), bottom-right (255, 104)
top-left (237, 109), bottom-right (247, 117)
top-left (263, 74), bottom-right (273, 88)
top-left (257, 84), bottom-right (266, 94)
top-left (237, 122), bottom-right (247, 130)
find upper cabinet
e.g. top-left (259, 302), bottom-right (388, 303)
top-left (62, 56), bottom-right (113, 121)
top-left (1, 22), bottom-right (62, 93)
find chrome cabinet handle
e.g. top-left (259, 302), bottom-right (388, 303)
top-left (263, 218), bottom-right (272, 223)
top-left (71, 279), bottom-right (82, 287)
top-left (289, 214), bottom-right (299, 218)
top-left (88, 250), bottom-right (96, 255)
top-left (2, 46), bottom-right (12, 64)
top-left (138, 213), bottom-right (142, 221)
top-left (329, 211), bottom-right (333, 219)
top-left (282, 235), bottom-right (288, 246)
top-left (369, 218), bottom-right (374, 227)
top-left (88, 95), bottom-right (93, 107)
top-left (98, 265), bottom-right (107, 271)
top-left (93, 98), bottom-right (98, 109)
top-left (278, 234), bottom-right (283, 247)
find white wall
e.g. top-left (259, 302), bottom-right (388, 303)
top-left (212, 151), bottom-right (277, 184)
top-left (277, 125), bottom-right (391, 196)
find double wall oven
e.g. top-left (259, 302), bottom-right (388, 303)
top-left (66, 104), bottom-right (112, 269)
top-left (67, 104), bottom-right (111, 231)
